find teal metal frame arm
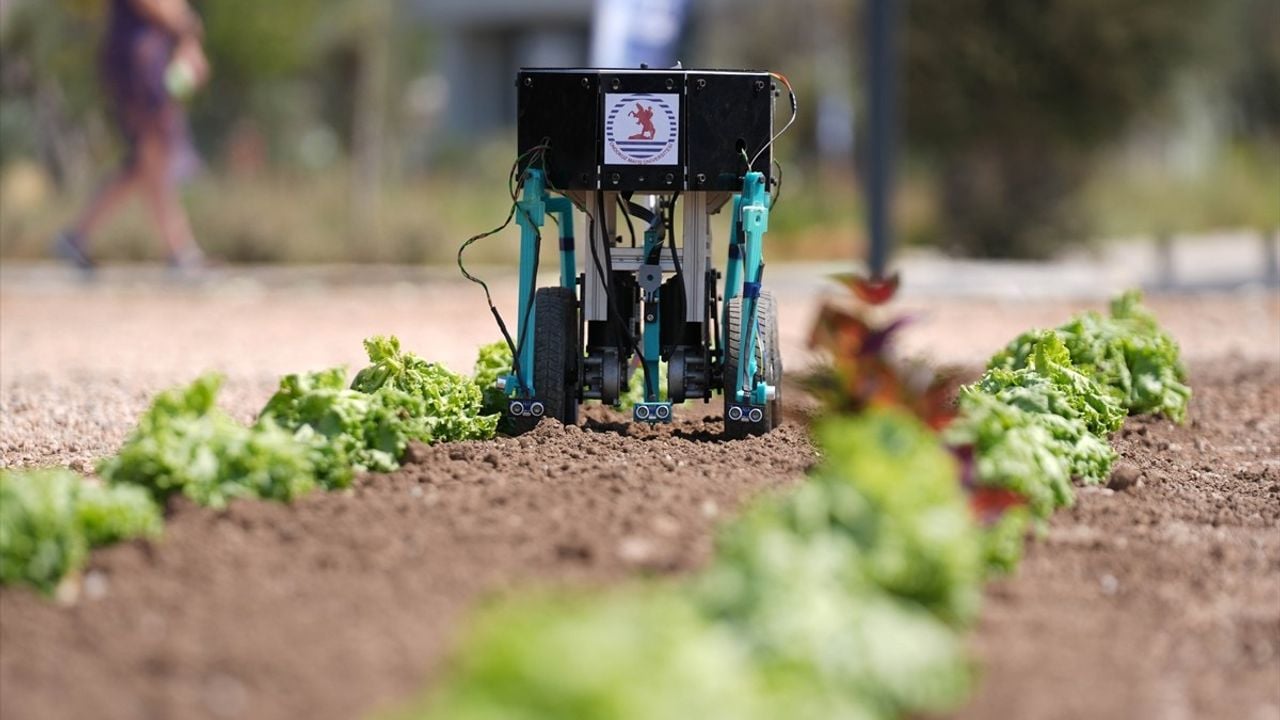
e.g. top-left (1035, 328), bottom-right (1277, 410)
top-left (729, 171), bottom-right (771, 405)
top-left (510, 169), bottom-right (576, 399)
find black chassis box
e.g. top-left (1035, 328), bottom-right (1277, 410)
top-left (516, 68), bottom-right (774, 193)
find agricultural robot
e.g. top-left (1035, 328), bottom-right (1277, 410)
top-left (467, 68), bottom-right (795, 437)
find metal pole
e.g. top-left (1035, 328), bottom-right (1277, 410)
top-left (1154, 231), bottom-right (1175, 290)
top-left (1264, 228), bottom-right (1279, 288)
top-left (864, 0), bottom-right (898, 279)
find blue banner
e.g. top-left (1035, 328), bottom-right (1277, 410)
top-left (591, 0), bottom-right (690, 69)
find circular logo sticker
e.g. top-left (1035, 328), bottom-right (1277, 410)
top-left (604, 93), bottom-right (680, 166)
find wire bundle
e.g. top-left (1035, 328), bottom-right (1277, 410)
top-left (457, 142), bottom-right (551, 392)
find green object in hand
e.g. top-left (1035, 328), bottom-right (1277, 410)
top-left (165, 59), bottom-right (197, 101)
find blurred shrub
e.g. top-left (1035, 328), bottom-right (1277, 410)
top-left (1083, 141), bottom-right (1280, 238)
top-left (904, 0), bottom-right (1212, 257)
top-left (1221, 0), bottom-right (1280, 140)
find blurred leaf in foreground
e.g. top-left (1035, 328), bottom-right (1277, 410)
top-left (1, 469), bottom-right (161, 594)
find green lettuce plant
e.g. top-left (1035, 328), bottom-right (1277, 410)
top-left (990, 291), bottom-right (1191, 421)
top-left (473, 340), bottom-right (513, 416)
top-left (352, 335), bottom-right (499, 442)
top-left (1, 469), bottom-right (161, 594)
top-left (99, 375), bottom-right (320, 508)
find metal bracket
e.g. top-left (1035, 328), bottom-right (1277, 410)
top-left (733, 172), bottom-right (770, 405)
top-left (681, 192), bottom-right (711, 323)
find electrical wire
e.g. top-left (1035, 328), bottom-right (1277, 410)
top-left (590, 191), bottom-right (652, 399)
top-left (456, 153), bottom-right (530, 355)
top-left (597, 194), bottom-right (642, 368)
top-left (616, 195), bottom-right (640, 251)
top-left (457, 142), bottom-right (549, 393)
top-left (748, 72), bottom-right (798, 171)
top-left (614, 193), bottom-right (687, 398)
top-left (771, 157), bottom-right (783, 208)
top-left (615, 196), bottom-right (660, 398)
top-left (508, 145), bottom-right (553, 386)
top-left (664, 191), bottom-right (686, 328)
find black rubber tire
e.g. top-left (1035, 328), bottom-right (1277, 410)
top-left (508, 287), bottom-right (579, 434)
top-left (723, 290), bottom-right (779, 438)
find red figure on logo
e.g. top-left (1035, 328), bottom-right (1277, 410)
top-left (627, 103), bottom-right (656, 140)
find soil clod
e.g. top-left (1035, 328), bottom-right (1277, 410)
top-left (1107, 463), bottom-right (1142, 491)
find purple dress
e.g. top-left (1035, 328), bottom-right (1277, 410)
top-left (102, 0), bottom-right (198, 179)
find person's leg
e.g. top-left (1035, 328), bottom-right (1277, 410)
top-left (70, 167), bottom-right (139, 240)
top-left (55, 160), bottom-right (140, 270)
top-left (135, 133), bottom-right (201, 265)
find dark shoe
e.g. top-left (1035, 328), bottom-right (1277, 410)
top-left (53, 231), bottom-right (96, 273)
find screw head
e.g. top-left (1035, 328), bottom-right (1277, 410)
top-left (696, 173), bottom-right (707, 184)
top-left (524, 77), bottom-right (533, 87)
top-left (753, 79), bottom-right (765, 92)
top-left (664, 173), bottom-right (674, 184)
top-left (581, 77), bottom-right (590, 88)
top-left (665, 78), bottom-right (674, 90)
top-left (610, 78), bottom-right (621, 90)
top-left (696, 78), bottom-right (707, 90)
top-left (610, 172), bottom-right (620, 185)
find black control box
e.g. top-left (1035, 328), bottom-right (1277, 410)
top-left (516, 68), bottom-right (774, 193)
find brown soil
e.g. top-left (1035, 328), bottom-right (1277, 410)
top-left (956, 361), bottom-right (1280, 720)
top-left (1, 364), bottom-right (1277, 720)
top-left (0, 410), bottom-right (817, 720)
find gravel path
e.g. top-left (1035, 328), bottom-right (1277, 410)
top-left (3, 272), bottom-right (1275, 469)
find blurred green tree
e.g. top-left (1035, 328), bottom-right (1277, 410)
top-left (0, 0), bottom-right (428, 169)
top-left (903, 0), bottom-right (1211, 257)
top-left (1221, 0), bottom-right (1280, 139)
top-left (0, 0), bottom-right (103, 184)
top-left (193, 0), bottom-right (324, 142)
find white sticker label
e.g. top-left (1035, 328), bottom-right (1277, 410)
top-left (603, 93), bottom-right (680, 166)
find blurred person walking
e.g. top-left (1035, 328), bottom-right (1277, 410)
top-left (55, 0), bottom-right (209, 273)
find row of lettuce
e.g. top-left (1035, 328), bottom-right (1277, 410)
top-left (0, 291), bottom-right (1189, 718)
top-left (1, 336), bottom-right (511, 593)
top-left (1, 332), bottom-right (682, 594)
top-left (390, 290), bottom-right (1189, 720)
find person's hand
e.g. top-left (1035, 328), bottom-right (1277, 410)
top-left (174, 36), bottom-right (210, 88)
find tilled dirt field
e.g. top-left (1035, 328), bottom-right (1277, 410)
top-left (0, 410), bottom-right (818, 720)
top-left (2, 366), bottom-right (1276, 720)
top-left (956, 361), bottom-right (1280, 720)
top-left (1, 282), bottom-right (1278, 720)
